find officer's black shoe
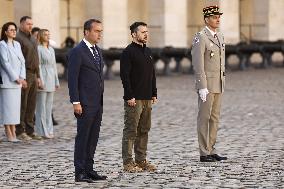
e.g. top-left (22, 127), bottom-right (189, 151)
top-left (200, 155), bottom-right (217, 162)
top-left (87, 170), bottom-right (107, 180)
top-left (210, 154), bottom-right (228, 161)
top-left (75, 173), bottom-right (94, 183)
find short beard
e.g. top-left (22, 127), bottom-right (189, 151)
top-left (137, 38), bottom-right (147, 44)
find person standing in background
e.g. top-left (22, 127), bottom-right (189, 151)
top-left (35, 29), bottom-right (59, 139)
top-left (31, 27), bottom-right (40, 42)
top-left (31, 26), bottom-right (59, 126)
top-left (0, 22), bottom-right (27, 142)
top-left (15, 16), bottom-right (42, 141)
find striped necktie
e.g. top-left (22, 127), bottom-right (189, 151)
top-left (90, 46), bottom-right (101, 65)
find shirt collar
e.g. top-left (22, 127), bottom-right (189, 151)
top-left (83, 38), bottom-right (95, 49)
top-left (19, 30), bottom-right (31, 38)
top-left (132, 41), bottom-right (146, 48)
top-left (205, 26), bottom-right (217, 37)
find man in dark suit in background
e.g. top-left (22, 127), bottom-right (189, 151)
top-left (68, 19), bottom-right (107, 183)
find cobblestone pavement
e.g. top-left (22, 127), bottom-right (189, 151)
top-left (0, 68), bottom-right (284, 189)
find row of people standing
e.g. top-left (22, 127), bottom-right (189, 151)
top-left (67, 5), bottom-right (227, 182)
top-left (0, 16), bottom-right (59, 142)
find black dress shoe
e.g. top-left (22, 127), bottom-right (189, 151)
top-left (211, 154), bottom-right (228, 161)
top-left (75, 173), bottom-right (93, 183)
top-left (87, 170), bottom-right (107, 180)
top-left (200, 155), bottom-right (217, 162)
top-left (52, 113), bottom-right (58, 125)
top-left (53, 120), bottom-right (58, 125)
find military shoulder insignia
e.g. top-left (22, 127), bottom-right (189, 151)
top-left (192, 33), bottom-right (201, 46)
top-left (194, 36), bottom-right (199, 44)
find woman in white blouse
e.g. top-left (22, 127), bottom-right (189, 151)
top-left (0, 22), bottom-right (27, 142)
top-left (35, 29), bottom-right (59, 139)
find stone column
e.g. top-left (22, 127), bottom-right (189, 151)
top-left (14, 0), bottom-right (61, 47)
top-left (148, 0), bottom-right (187, 47)
top-left (267, 0), bottom-right (284, 41)
top-left (0, 0), bottom-right (14, 26)
top-left (147, 0), bottom-right (164, 47)
top-left (101, 0), bottom-right (128, 48)
top-left (250, 0), bottom-right (284, 41)
top-left (164, 0), bottom-right (187, 47)
top-left (252, 0), bottom-right (269, 41)
top-left (219, 0), bottom-right (240, 44)
top-left (13, 0), bottom-right (31, 24)
top-left (127, 0), bottom-right (149, 43)
top-left (85, 0), bottom-right (102, 21)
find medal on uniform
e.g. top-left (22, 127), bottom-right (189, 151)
top-left (210, 51), bottom-right (214, 58)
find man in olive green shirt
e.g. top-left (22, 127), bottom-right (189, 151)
top-left (15, 16), bottom-right (42, 141)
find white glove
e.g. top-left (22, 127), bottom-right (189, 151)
top-left (199, 88), bottom-right (209, 102)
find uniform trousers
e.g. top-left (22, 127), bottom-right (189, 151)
top-left (197, 93), bottom-right (222, 156)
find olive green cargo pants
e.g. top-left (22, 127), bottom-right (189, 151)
top-left (122, 100), bottom-right (152, 164)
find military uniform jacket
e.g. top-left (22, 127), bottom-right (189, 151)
top-left (191, 27), bottom-right (225, 93)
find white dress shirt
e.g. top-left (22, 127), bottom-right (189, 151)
top-left (205, 26), bottom-right (217, 37)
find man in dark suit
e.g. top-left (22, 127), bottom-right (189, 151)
top-left (68, 19), bottom-right (107, 183)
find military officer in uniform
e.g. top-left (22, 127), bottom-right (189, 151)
top-left (191, 5), bottom-right (228, 162)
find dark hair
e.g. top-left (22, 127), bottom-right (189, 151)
top-left (65, 36), bottom-right (75, 48)
top-left (83, 19), bottom-right (101, 35)
top-left (32, 27), bottom-right (40, 34)
top-left (20, 16), bottom-right (32, 23)
top-left (0, 22), bottom-right (17, 42)
top-left (130, 22), bottom-right (147, 34)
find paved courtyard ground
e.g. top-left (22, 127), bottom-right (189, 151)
top-left (0, 68), bottom-right (283, 188)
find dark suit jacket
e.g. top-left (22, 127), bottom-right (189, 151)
top-left (68, 40), bottom-right (104, 111)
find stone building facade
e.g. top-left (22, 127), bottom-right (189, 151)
top-left (0, 0), bottom-right (284, 48)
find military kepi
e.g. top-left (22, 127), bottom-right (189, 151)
top-left (203, 5), bottom-right (223, 18)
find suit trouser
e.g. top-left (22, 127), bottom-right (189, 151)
top-left (122, 100), bottom-right (152, 164)
top-left (35, 91), bottom-right (54, 137)
top-left (197, 93), bottom-right (222, 156)
top-left (16, 72), bottom-right (38, 136)
top-left (74, 105), bottom-right (102, 174)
